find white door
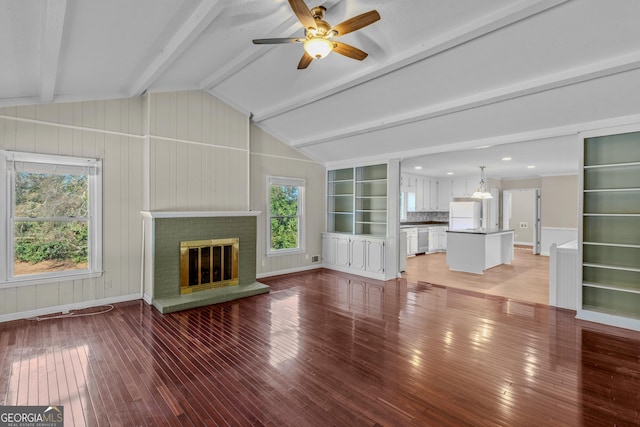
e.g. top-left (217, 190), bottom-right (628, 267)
top-left (502, 191), bottom-right (512, 229)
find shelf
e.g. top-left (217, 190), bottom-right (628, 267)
top-left (583, 265), bottom-right (640, 290)
top-left (584, 131), bottom-right (640, 166)
top-left (328, 168), bottom-right (354, 181)
top-left (584, 161), bottom-right (640, 169)
top-left (583, 263), bottom-right (640, 273)
top-left (582, 216), bottom-right (640, 245)
top-left (584, 188), bottom-right (640, 192)
top-left (583, 241), bottom-right (640, 248)
top-left (582, 287), bottom-right (640, 318)
top-left (583, 189), bottom-right (640, 214)
top-left (583, 213), bottom-right (640, 216)
top-left (583, 282), bottom-right (640, 295)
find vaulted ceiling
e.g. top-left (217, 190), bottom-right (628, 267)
top-left (2, 0), bottom-right (640, 175)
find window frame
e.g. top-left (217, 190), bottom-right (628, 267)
top-left (0, 150), bottom-right (103, 286)
top-left (266, 175), bottom-right (305, 256)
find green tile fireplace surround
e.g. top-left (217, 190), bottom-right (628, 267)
top-left (141, 211), bottom-right (269, 313)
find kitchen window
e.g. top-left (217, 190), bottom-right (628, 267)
top-left (0, 151), bottom-right (102, 284)
top-left (267, 176), bottom-right (305, 255)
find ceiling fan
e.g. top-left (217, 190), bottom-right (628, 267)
top-left (252, 0), bottom-right (380, 69)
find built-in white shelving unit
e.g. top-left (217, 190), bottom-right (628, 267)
top-left (324, 161), bottom-right (399, 281)
top-left (578, 129), bottom-right (640, 329)
top-left (328, 164), bottom-right (388, 237)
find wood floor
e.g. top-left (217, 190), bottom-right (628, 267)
top-left (2, 269), bottom-right (640, 426)
top-left (403, 246), bottom-right (550, 305)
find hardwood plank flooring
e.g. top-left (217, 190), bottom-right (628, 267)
top-left (2, 269), bottom-right (640, 426)
top-left (403, 246), bottom-right (550, 305)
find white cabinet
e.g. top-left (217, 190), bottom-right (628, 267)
top-left (436, 179), bottom-right (452, 211)
top-left (322, 233), bottom-right (387, 279)
top-left (365, 239), bottom-right (385, 273)
top-left (350, 237), bottom-right (367, 270)
top-left (402, 173), bottom-right (451, 211)
top-left (405, 228), bottom-right (418, 255)
top-left (335, 235), bottom-right (351, 267)
top-left (415, 177), bottom-right (427, 211)
top-left (427, 226), bottom-right (448, 252)
top-left (322, 234), bottom-right (335, 265)
top-left (452, 177), bottom-right (475, 198)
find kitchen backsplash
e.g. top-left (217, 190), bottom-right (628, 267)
top-left (405, 211), bottom-right (449, 222)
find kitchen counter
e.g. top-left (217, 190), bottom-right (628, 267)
top-left (401, 221), bottom-right (448, 227)
top-left (447, 228), bottom-right (513, 235)
top-left (446, 229), bottom-right (514, 274)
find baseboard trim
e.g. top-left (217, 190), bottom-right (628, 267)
top-left (0, 293), bottom-right (141, 323)
top-left (256, 264), bottom-right (321, 279)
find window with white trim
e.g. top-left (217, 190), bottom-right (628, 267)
top-left (267, 176), bottom-right (304, 255)
top-left (1, 151), bottom-right (102, 283)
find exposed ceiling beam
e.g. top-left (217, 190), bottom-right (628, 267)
top-left (39, 0), bottom-right (67, 103)
top-left (288, 49), bottom-right (640, 148)
top-left (128, 0), bottom-right (225, 97)
top-left (200, 0), bottom-right (342, 90)
top-left (251, 0), bottom-right (569, 123)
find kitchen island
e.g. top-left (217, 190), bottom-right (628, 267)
top-left (446, 229), bottom-right (514, 274)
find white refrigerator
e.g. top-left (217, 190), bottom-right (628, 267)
top-left (449, 201), bottom-right (481, 230)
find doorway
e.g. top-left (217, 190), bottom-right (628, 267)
top-left (502, 188), bottom-right (541, 254)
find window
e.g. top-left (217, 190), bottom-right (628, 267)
top-left (1, 151), bottom-right (102, 283)
top-left (267, 176), bottom-right (304, 255)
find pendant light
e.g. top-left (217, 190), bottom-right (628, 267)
top-left (471, 166), bottom-right (493, 199)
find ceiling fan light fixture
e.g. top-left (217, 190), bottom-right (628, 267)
top-left (304, 37), bottom-right (333, 59)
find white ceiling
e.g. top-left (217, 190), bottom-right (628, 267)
top-left (2, 0), bottom-right (640, 178)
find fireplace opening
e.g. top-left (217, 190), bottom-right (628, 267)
top-left (180, 238), bottom-right (239, 294)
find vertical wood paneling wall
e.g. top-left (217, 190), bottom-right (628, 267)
top-left (0, 99), bottom-right (145, 319)
top-left (146, 91), bottom-right (249, 211)
top-left (250, 126), bottom-right (326, 277)
top-left (0, 90), bottom-right (319, 320)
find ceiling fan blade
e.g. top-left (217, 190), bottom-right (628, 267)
top-left (253, 38), bottom-right (304, 44)
top-left (332, 42), bottom-right (368, 61)
top-left (288, 0), bottom-right (317, 31)
top-left (297, 52), bottom-right (314, 69)
top-left (330, 10), bottom-right (380, 37)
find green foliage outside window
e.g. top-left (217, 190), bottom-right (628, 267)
top-left (14, 172), bottom-right (89, 264)
top-left (270, 184), bottom-right (300, 250)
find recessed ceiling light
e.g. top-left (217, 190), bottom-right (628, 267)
top-left (502, 157), bottom-right (512, 161)
top-left (527, 165), bottom-right (536, 169)
top-left (476, 145), bottom-right (492, 149)
top-left (414, 166), bottom-right (422, 170)
top-left (446, 172), bottom-right (454, 175)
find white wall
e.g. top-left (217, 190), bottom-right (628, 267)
top-left (508, 189), bottom-right (536, 244)
top-left (0, 90), bottom-right (324, 320)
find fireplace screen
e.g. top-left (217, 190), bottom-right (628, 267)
top-left (179, 238), bottom-right (239, 294)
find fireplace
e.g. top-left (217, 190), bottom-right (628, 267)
top-left (141, 211), bottom-right (269, 314)
top-left (180, 238), bottom-right (239, 293)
